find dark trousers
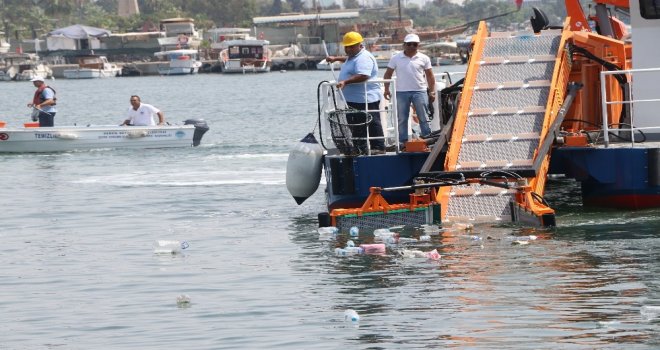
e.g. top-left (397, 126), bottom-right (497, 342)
top-left (38, 111), bottom-right (55, 127)
top-left (346, 101), bottom-right (385, 152)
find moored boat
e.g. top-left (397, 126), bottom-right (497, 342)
top-left (0, 119), bottom-right (209, 153)
top-left (154, 49), bottom-right (202, 75)
top-left (218, 39), bottom-right (271, 73)
top-left (62, 55), bottom-right (121, 79)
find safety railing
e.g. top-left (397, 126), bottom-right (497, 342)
top-left (319, 78), bottom-right (399, 155)
top-left (601, 67), bottom-right (660, 147)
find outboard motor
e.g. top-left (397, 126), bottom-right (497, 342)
top-left (184, 119), bottom-right (209, 146)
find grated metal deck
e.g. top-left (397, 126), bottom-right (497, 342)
top-left (446, 30), bottom-right (562, 223)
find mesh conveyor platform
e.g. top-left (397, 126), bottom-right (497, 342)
top-left (444, 29), bottom-right (564, 223)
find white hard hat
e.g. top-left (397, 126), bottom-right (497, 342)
top-left (30, 76), bottom-right (45, 82)
top-left (403, 34), bottom-right (420, 43)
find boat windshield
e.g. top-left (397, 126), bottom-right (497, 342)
top-left (228, 46), bottom-right (264, 59)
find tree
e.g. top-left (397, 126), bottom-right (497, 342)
top-left (344, 0), bottom-right (360, 9)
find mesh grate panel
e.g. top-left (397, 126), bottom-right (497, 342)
top-left (458, 139), bottom-right (539, 164)
top-left (447, 192), bottom-right (514, 220)
top-left (477, 61), bottom-right (555, 84)
top-left (482, 35), bottom-right (561, 58)
top-left (470, 86), bottom-right (550, 109)
top-left (336, 209), bottom-right (430, 231)
top-left (464, 112), bottom-right (545, 135)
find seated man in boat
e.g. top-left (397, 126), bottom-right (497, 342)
top-left (121, 95), bottom-right (165, 126)
top-left (27, 76), bottom-right (57, 127)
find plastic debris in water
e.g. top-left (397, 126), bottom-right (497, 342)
top-left (419, 235), bottom-right (431, 241)
top-left (176, 294), bottom-right (191, 307)
top-left (335, 247), bottom-right (364, 256)
top-left (154, 240), bottom-right (189, 254)
top-left (359, 243), bottom-right (386, 255)
top-left (641, 305), bottom-right (660, 321)
top-left (399, 248), bottom-right (441, 260)
top-left (344, 309), bottom-right (360, 322)
top-left (349, 226), bottom-right (359, 237)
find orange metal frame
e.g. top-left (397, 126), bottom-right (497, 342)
top-left (329, 187), bottom-right (435, 227)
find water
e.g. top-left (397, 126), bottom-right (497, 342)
top-left (1, 68), bottom-right (659, 349)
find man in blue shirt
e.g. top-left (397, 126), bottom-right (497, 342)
top-left (327, 31), bottom-right (385, 154)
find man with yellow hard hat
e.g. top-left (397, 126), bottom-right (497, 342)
top-left (326, 31), bottom-right (385, 154)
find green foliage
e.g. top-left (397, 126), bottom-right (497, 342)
top-left (0, 0), bottom-right (576, 37)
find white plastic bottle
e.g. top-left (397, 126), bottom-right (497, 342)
top-left (154, 240), bottom-right (189, 254)
top-left (344, 309), bottom-right (360, 322)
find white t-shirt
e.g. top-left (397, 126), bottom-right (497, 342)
top-left (386, 52), bottom-right (432, 92)
top-left (126, 103), bottom-right (160, 126)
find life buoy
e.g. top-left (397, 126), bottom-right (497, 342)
top-left (177, 34), bottom-right (189, 45)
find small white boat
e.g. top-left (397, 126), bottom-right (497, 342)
top-left (0, 53), bottom-right (53, 81)
top-left (315, 59), bottom-right (341, 71)
top-left (219, 39), bottom-right (271, 73)
top-left (63, 55), bottom-right (121, 79)
top-left (154, 49), bottom-right (202, 75)
top-left (0, 119), bottom-right (209, 153)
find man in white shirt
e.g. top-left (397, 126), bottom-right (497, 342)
top-left (383, 34), bottom-right (436, 144)
top-left (121, 95), bottom-right (165, 126)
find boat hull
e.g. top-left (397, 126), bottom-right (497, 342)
top-left (63, 68), bottom-right (118, 79)
top-left (324, 152), bottom-right (432, 210)
top-left (549, 146), bottom-right (660, 209)
top-left (0, 125), bottom-right (198, 153)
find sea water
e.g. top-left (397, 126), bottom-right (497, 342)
top-left (0, 69), bottom-right (658, 349)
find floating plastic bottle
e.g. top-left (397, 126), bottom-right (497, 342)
top-left (344, 309), bottom-right (360, 322)
top-left (400, 248), bottom-right (441, 260)
top-left (346, 240), bottom-right (355, 247)
top-left (154, 240), bottom-right (189, 254)
top-left (373, 228), bottom-right (392, 237)
top-left (335, 247), bottom-right (364, 256)
top-left (419, 235), bottom-right (431, 242)
top-left (349, 226), bottom-right (359, 237)
top-left (318, 226), bottom-right (339, 235)
top-left (397, 237), bottom-right (419, 244)
top-left (359, 243), bottom-right (386, 255)
top-left (176, 294), bottom-right (191, 307)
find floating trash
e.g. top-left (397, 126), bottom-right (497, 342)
top-left (641, 305), bottom-right (660, 321)
top-left (154, 240), bottom-right (189, 254)
top-left (344, 309), bottom-right (360, 322)
top-left (399, 248), bottom-right (441, 260)
top-left (176, 294), bottom-right (191, 307)
top-left (359, 243), bottom-right (386, 255)
top-left (349, 226), bottom-right (359, 237)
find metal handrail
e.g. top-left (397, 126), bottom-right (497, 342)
top-left (600, 67), bottom-right (660, 147)
top-left (321, 78), bottom-right (398, 155)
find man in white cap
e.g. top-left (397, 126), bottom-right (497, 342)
top-left (27, 76), bottom-right (57, 127)
top-left (383, 33), bottom-right (436, 145)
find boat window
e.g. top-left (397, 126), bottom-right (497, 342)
top-left (640, 0), bottom-right (660, 19)
top-left (228, 46), bottom-right (264, 59)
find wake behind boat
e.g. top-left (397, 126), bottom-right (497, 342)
top-left (0, 119), bottom-right (209, 153)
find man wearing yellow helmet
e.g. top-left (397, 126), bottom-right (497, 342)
top-left (326, 31), bottom-right (385, 154)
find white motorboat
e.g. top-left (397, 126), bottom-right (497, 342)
top-left (154, 49), bottom-right (202, 75)
top-left (0, 119), bottom-right (209, 153)
top-left (315, 59), bottom-right (341, 71)
top-left (63, 55), bottom-right (121, 79)
top-left (219, 39), bottom-right (271, 73)
top-left (0, 53), bottom-right (53, 81)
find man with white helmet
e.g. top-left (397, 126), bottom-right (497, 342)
top-left (326, 31), bottom-right (385, 154)
top-left (383, 33), bottom-right (436, 144)
top-left (27, 76), bottom-right (57, 127)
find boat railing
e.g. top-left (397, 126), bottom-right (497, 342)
top-left (601, 68), bottom-right (660, 147)
top-left (319, 78), bottom-right (400, 155)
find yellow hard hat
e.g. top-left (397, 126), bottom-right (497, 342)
top-left (342, 31), bottom-right (363, 47)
